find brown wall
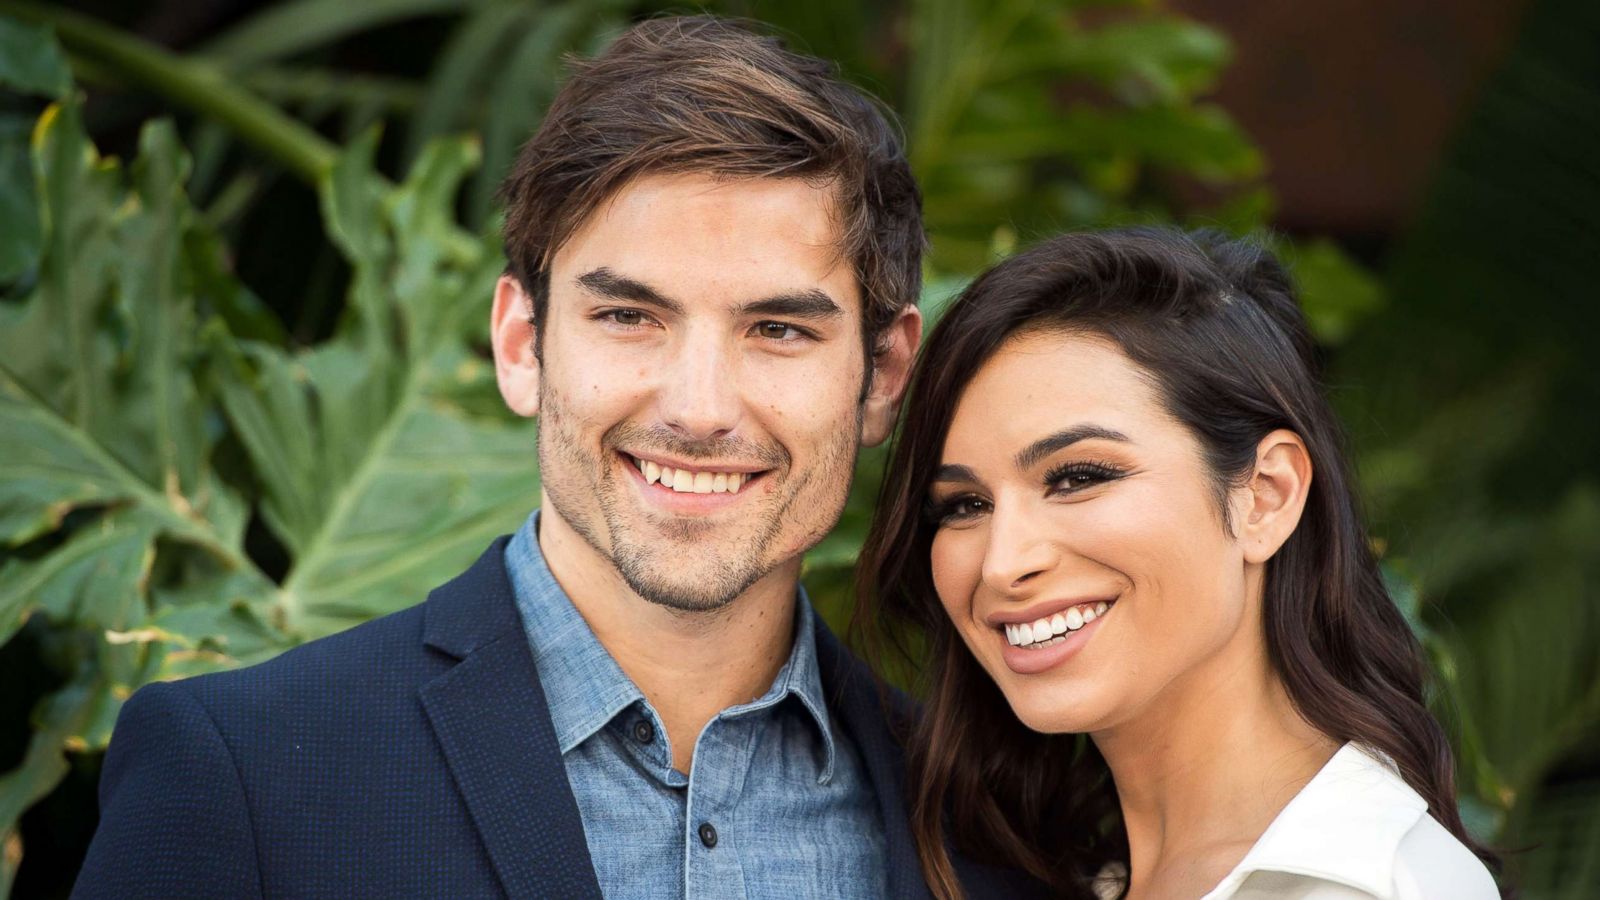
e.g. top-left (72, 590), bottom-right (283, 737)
top-left (1173, 0), bottom-right (1531, 236)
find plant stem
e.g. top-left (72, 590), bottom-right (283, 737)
top-left (0, 0), bottom-right (336, 184)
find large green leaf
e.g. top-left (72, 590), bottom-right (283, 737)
top-left (214, 132), bottom-right (540, 636)
top-left (0, 106), bottom-right (247, 563)
top-left (0, 512), bottom-right (155, 646)
top-left (0, 16), bottom-right (70, 98)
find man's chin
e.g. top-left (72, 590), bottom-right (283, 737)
top-left (611, 548), bottom-right (767, 613)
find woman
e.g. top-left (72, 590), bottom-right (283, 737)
top-left (858, 229), bottom-right (1501, 899)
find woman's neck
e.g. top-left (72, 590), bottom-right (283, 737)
top-left (1093, 624), bottom-right (1338, 898)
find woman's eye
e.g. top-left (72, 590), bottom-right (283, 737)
top-left (931, 496), bottom-right (990, 525)
top-left (1047, 463), bottom-right (1125, 494)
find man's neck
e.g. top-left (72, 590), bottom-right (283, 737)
top-left (537, 508), bottom-right (802, 774)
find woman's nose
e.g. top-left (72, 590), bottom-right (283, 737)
top-left (980, 504), bottom-right (1060, 595)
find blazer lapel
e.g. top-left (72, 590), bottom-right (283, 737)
top-left (814, 615), bottom-right (1053, 900)
top-left (418, 539), bottom-right (604, 900)
top-left (813, 616), bottom-right (933, 900)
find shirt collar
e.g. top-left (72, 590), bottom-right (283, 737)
top-left (1211, 742), bottom-right (1429, 897)
top-left (504, 510), bottom-right (838, 782)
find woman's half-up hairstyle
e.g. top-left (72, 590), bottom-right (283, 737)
top-left (854, 228), bottom-right (1500, 898)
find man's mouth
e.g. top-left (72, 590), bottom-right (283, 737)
top-left (623, 453), bottom-right (767, 495)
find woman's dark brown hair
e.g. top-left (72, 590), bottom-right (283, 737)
top-left (855, 228), bottom-right (1502, 898)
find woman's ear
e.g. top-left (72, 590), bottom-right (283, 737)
top-left (491, 274), bottom-right (541, 418)
top-left (1240, 429), bottom-right (1313, 563)
top-left (861, 305), bottom-right (923, 447)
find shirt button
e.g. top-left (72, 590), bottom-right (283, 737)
top-left (697, 822), bottom-right (718, 849)
top-left (632, 720), bottom-right (654, 744)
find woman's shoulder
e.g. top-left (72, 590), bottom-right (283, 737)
top-left (1203, 743), bottom-right (1500, 899)
top-left (1391, 813), bottom-right (1499, 899)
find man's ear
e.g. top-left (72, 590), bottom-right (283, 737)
top-left (491, 274), bottom-right (541, 418)
top-left (1239, 429), bottom-right (1313, 564)
top-left (860, 305), bottom-right (923, 447)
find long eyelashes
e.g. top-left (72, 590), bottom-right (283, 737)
top-left (926, 460), bottom-right (1129, 526)
top-left (1042, 460), bottom-right (1127, 494)
top-left (925, 494), bottom-right (990, 525)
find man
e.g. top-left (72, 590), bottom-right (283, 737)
top-left (74, 16), bottom-right (1044, 900)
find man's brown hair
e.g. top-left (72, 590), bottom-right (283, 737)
top-left (500, 15), bottom-right (924, 356)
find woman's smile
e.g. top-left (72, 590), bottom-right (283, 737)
top-left (928, 330), bottom-right (1251, 735)
top-left (993, 597), bottom-right (1116, 675)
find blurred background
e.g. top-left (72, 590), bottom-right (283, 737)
top-left (0, 0), bottom-right (1595, 896)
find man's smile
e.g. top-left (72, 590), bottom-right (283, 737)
top-left (621, 451), bottom-right (772, 494)
top-left (617, 452), bottom-right (778, 517)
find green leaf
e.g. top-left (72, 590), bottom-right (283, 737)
top-left (992, 17), bottom-right (1232, 103)
top-left (3, 1), bottom-right (337, 183)
top-left (0, 678), bottom-right (104, 888)
top-left (1, 101), bottom-right (119, 435)
top-left (212, 136), bottom-right (538, 635)
top-left (0, 368), bottom-right (152, 546)
top-left (0, 16), bottom-right (71, 98)
top-left (402, 1), bottom-right (530, 168)
top-left (0, 512), bottom-right (156, 646)
top-left (0, 102), bottom-right (252, 567)
top-left (939, 103), bottom-right (1262, 180)
top-left (198, 0), bottom-right (478, 69)
top-left (1280, 238), bottom-right (1385, 346)
top-left (0, 113), bottom-right (41, 282)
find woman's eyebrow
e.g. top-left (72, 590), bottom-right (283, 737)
top-left (1014, 425), bottom-right (1130, 471)
top-left (931, 463), bottom-right (979, 484)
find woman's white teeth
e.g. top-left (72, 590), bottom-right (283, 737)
top-left (636, 457), bottom-right (747, 494)
top-left (1005, 602), bottom-right (1111, 648)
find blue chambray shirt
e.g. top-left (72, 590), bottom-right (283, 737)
top-left (505, 511), bottom-right (888, 899)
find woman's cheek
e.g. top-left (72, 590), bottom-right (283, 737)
top-left (930, 529), bottom-right (983, 625)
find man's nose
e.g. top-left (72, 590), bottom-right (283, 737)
top-left (658, 329), bottom-right (743, 442)
top-left (980, 501), bottom-right (1060, 597)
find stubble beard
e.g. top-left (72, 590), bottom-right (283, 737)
top-left (537, 380), bottom-right (861, 613)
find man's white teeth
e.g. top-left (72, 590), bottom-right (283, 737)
top-left (1004, 602), bottom-right (1113, 648)
top-left (635, 456), bottom-right (748, 494)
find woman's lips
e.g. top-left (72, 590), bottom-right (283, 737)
top-left (995, 599), bottom-right (1114, 675)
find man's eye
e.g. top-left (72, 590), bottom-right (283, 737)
top-left (753, 321), bottom-right (803, 341)
top-left (609, 309), bottom-right (646, 326)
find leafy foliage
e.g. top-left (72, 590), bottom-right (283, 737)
top-left (1333, 0), bottom-right (1600, 888)
top-left (1, 0), bottom-right (1583, 895)
top-left (0, 26), bottom-right (540, 887)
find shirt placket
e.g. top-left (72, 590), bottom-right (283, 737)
top-left (683, 713), bottom-right (756, 900)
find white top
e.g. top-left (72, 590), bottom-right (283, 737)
top-left (1095, 743), bottom-right (1499, 899)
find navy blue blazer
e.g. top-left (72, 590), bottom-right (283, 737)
top-left (74, 538), bottom-right (1046, 899)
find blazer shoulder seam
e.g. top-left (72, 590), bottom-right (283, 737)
top-left (174, 680), bottom-right (269, 899)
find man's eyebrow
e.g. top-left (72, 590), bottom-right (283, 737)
top-left (931, 463), bottom-right (979, 484)
top-left (1014, 425), bottom-right (1131, 471)
top-left (575, 268), bottom-right (685, 315)
top-left (736, 290), bottom-right (843, 321)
